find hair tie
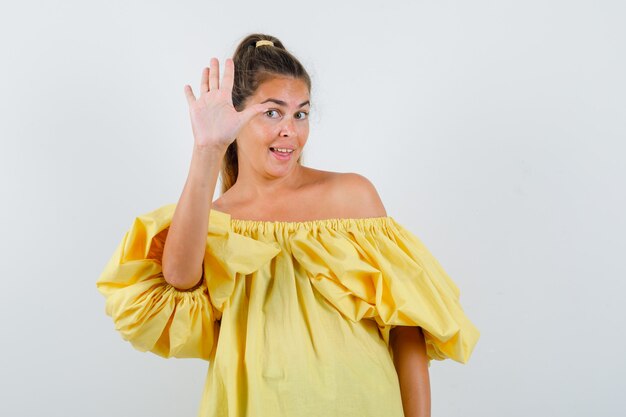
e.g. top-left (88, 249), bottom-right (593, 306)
top-left (255, 40), bottom-right (274, 48)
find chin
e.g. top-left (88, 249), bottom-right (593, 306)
top-left (267, 161), bottom-right (299, 177)
top-left (267, 167), bottom-right (293, 178)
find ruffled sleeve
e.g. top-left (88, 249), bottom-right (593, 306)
top-left (96, 204), bottom-right (281, 360)
top-left (290, 216), bottom-right (480, 365)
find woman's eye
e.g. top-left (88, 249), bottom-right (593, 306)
top-left (295, 111), bottom-right (309, 120)
top-left (265, 110), bottom-right (280, 118)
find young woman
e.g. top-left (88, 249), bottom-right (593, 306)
top-left (97, 33), bottom-right (480, 417)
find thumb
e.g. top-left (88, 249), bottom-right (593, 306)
top-left (239, 103), bottom-right (268, 124)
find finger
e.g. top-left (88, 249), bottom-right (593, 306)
top-left (221, 58), bottom-right (234, 96)
top-left (184, 85), bottom-right (196, 106)
top-left (200, 67), bottom-right (209, 92)
top-left (209, 57), bottom-right (219, 91)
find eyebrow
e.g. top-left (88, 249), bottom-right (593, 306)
top-left (260, 98), bottom-right (310, 108)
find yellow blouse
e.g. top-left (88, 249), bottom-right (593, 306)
top-left (96, 204), bottom-right (480, 417)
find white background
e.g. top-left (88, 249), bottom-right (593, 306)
top-left (1, 1), bottom-right (624, 416)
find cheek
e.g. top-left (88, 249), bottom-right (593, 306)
top-left (252, 121), bottom-right (279, 138)
top-left (298, 124), bottom-right (310, 141)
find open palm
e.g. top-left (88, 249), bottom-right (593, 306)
top-left (184, 57), bottom-right (267, 150)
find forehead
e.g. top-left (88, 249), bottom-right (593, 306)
top-left (251, 76), bottom-right (310, 105)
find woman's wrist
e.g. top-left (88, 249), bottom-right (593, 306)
top-left (193, 142), bottom-right (229, 157)
top-left (186, 143), bottom-right (226, 190)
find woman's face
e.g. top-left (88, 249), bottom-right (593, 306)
top-left (236, 76), bottom-right (310, 180)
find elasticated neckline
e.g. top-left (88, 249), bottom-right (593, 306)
top-left (209, 208), bottom-right (395, 232)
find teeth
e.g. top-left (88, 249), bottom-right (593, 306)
top-left (272, 147), bottom-right (294, 153)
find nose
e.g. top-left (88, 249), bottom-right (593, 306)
top-left (279, 117), bottom-right (296, 137)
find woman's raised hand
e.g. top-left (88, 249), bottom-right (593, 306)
top-left (184, 57), bottom-right (268, 151)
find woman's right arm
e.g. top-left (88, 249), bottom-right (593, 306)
top-left (161, 57), bottom-right (268, 290)
top-left (162, 144), bottom-right (225, 290)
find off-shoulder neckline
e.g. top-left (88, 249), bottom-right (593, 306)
top-left (209, 208), bottom-right (393, 226)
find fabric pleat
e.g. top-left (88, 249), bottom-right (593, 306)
top-left (289, 217), bottom-right (480, 364)
top-left (96, 204), bottom-right (281, 360)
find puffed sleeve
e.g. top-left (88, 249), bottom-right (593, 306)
top-left (290, 216), bottom-right (480, 366)
top-left (96, 204), bottom-right (281, 360)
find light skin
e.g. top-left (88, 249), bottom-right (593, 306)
top-left (226, 75), bottom-right (311, 201)
top-left (162, 56), bottom-right (430, 417)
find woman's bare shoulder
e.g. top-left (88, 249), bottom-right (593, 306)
top-left (284, 168), bottom-right (387, 218)
top-left (327, 171), bottom-right (388, 218)
top-left (210, 168), bottom-right (386, 219)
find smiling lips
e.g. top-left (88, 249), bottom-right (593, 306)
top-left (269, 146), bottom-right (294, 160)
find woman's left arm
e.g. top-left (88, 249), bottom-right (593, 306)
top-left (389, 326), bottom-right (431, 417)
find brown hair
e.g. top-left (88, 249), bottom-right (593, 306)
top-left (220, 33), bottom-right (312, 194)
